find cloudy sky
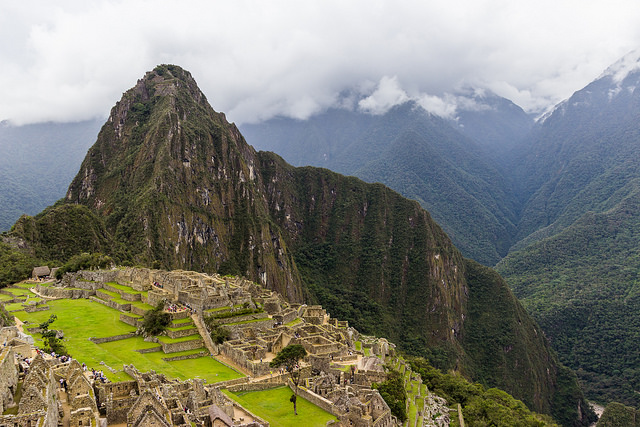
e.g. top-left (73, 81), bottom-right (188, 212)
top-left (1, 0), bottom-right (640, 125)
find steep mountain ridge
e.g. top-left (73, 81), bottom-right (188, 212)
top-left (241, 99), bottom-right (525, 265)
top-left (6, 64), bottom-right (590, 424)
top-left (497, 51), bottom-right (640, 405)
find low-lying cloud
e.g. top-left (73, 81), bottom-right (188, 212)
top-left (1, 0), bottom-right (640, 126)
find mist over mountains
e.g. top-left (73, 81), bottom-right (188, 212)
top-left (2, 51), bottom-right (640, 411)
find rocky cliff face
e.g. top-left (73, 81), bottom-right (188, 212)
top-left (65, 65), bottom-right (302, 302)
top-left (12, 65), bottom-right (590, 424)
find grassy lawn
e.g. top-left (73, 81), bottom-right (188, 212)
top-left (98, 337), bottom-right (242, 383)
top-left (224, 386), bottom-right (337, 427)
top-left (129, 301), bottom-right (154, 310)
top-left (105, 282), bottom-right (140, 294)
top-left (285, 318), bottom-right (302, 327)
top-left (14, 297), bottom-right (241, 384)
top-left (157, 334), bottom-right (201, 343)
top-left (3, 287), bottom-right (32, 297)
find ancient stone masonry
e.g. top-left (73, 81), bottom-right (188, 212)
top-left (2, 267), bottom-right (457, 426)
top-left (0, 350), bottom-right (60, 427)
top-left (0, 346), bottom-right (18, 414)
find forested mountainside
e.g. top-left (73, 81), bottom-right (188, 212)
top-left (0, 119), bottom-right (103, 231)
top-left (2, 65), bottom-right (592, 425)
top-left (497, 52), bottom-right (640, 406)
top-left (241, 97), bottom-right (531, 266)
top-left (241, 52), bottom-right (640, 408)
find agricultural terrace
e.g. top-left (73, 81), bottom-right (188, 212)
top-left (223, 386), bottom-right (337, 427)
top-left (6, 284), bottom-right (242, 384)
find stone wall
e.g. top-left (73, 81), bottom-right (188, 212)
top-left (222, 318), bottom-right (274, 338)
top-left (89, 332), bottom-right (136, 344)
top-left (136, 346), bottom-right (162, 354)
top-left (0, 413), bottom-right (46, 427)
top-left (160, 338), bottom-right (204, 354)
top-left (24, 304), bottom-right (50, 313)
top-left (167, 327), bottom-right (199, 339)
top-left (272, 308), bottom-right (298, 325)
top-left (289, 379), bottom-right (339, 417)
top-left (36, 284), bottom-right (96, 299)
top-left (120, 313), bottom-right (143, 327)
top-left (0, 347), bottom-right (18, 414)
top-left (89, 295), bottom-right (131, 311)
top-left (216, 312), bottom-right (269, 325)
top-left (96, 380), bottom-right (138, 402)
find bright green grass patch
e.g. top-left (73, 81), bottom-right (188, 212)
top-left (285, 318), bottom-right (302, 327)
top-left (0, 293), bottom-right (15, 301)
top-left (167, 324), bottom-right (196, 332)
top-left (157, 334), bottom-right (201, 344)
top-left (3, 287), bottom-right (32, 296)
top-left (105, 282), bottom-right (140, 294)
top-left (172, 317), bottom-right (193, 325)
top-left (363, 347), bottom-right (371, 356)
top-left (98, 338), bottom-right (241, 383)
top-left (408, 397), bottom-right (418, 424)
top-left (224, 386), bottom-right (337, 427)
top-left (129, 301), bottom-right (153, 310)
top-left (13, 282), bottom-right (37, 289)
top-left (97, 289), bottom-right (119, 299)
top-left (15, 298), bottom-right (240, 383)
top-left (355, 341), bottom-right (362, 351)
top-left (5, 302), bottom-right (30, 311)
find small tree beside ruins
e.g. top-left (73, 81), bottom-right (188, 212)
top-left (140, 300), bottom-right (171, 336)
top-left (270, 344), bottom-right (307, 415)
top-left (39, 314), bottom-right (68, 355)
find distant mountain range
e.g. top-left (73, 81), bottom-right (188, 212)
top-left (1, 65), bottom-right (593, 426)
top-left (240, 92), bottom-right (532, 266)
top-left (0, 119), bottom-right (103, 231)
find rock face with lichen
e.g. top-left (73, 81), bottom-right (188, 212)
top-left (9, 65), bottom-right (591, 424)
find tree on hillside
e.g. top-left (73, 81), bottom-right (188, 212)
top-left (270, 344), bottom-right (307, 415)
top-left (39, 314), bottom-right (67, 355)
top-left (141, 300), bottom-right (171, 336)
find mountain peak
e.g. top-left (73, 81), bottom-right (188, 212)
top-left (599, 49), bottom-right (640, 84)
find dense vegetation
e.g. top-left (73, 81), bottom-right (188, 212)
top-left (141, 300), bottom-right (171, 336)
top-left (0, 238), bottom-right (39, 287)
top-left (497, 191), bottom-right (640, 406)
top-left (373, 369), bottom-right (407, 422)
top-left (597, 402), bottom-right (640, 427)
top-left (407, 356), bottom-right (561, 426)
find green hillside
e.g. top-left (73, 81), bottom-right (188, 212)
top-left (497, 187), bottom-right (640, 405)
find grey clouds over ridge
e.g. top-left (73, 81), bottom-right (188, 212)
top-left (1, 0), bottom-right (640, 125)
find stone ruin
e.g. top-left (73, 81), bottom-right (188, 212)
top-left (0, 267), bottom-right (452, 426)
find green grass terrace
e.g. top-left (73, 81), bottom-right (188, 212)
top-left (223, 386), bottom-right (337, 427)
top-left (12, 294), bottom-right (242, 384)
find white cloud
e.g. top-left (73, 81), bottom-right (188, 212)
top-left (1, 0), bottom-right (640, 125)
top-left (358, 76), bottom-right (409, 115)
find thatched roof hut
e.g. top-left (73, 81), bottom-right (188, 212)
top-left (31, 266), bottom-right (50, 279)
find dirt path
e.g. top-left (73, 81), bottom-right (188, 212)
top-left (58, 389), bottom-right (70, 427)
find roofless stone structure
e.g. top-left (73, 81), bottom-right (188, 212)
top-left (1, 267), bottom-right (450, 426)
